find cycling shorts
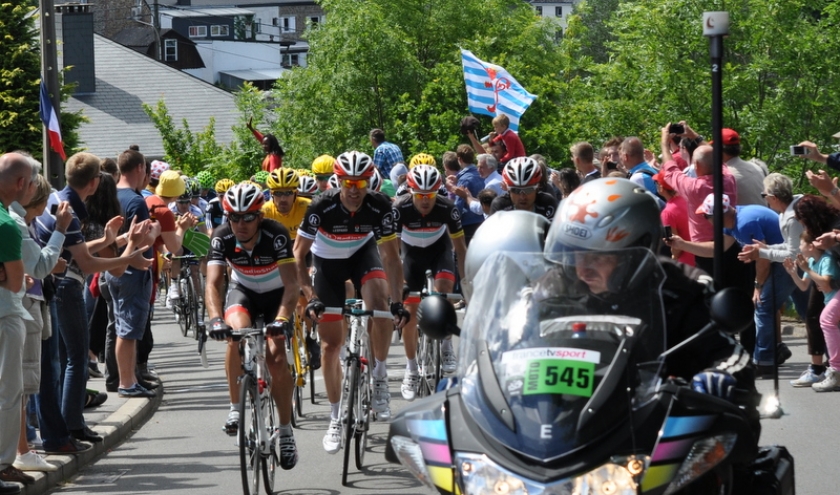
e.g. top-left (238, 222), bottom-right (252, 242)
top-left (402, 237), bottom-right (456, 295)
top-left (312, 239), bottom-right (386, 314)
top-left (224, 282), bottom-right (285, 323)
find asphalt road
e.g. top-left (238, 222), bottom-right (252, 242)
top-left (48, 307), bottom-right (830, 494)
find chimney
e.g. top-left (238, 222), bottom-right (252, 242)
top-left (57, 3), bottom-right (95, 94)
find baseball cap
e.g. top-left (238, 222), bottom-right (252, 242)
top-left (652, 172), bottom-right (674, 192)
top-left (695, 193), bottom-right (732, 216)
top-left (710, 128), bottom-right (740, 146)
top-left (150, 160), bottom-right (170, 181)
top-left (155, 170), bottom-right (186, 198)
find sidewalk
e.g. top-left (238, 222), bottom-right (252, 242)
top-left (19, 309), bottom-right (170, 495)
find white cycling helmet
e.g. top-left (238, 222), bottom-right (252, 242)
top-left (298, 175), bottom-right (318, 195)
top-left (333, 151), bottom-right (375, 178)
top-left (327, 174), bottom-right (340, 189)
top-left (406, 164), bottom-right (442, 191)
top-left (502, 157), bottom-right (542, 187)
top-left (223, 182), bottom-right (265, 213)
top-left (370, 168), bottom-right (383, 192)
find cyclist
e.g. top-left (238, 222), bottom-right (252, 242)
top-left (294, 151), bottom-right (409, 453)
top-left (312, 155), bottom-right (335, 195)
top-left (206, 178), bottom-right (234, 232)
top-left (490, 156), bottom-right (558, 219)
top-left (297, 175), bottom-right (318, 199)
top-left (205, 182), bottom-right (300, 470)
top-left (392, 165), bottom-right (467, 400)
top-left (251, 171), bottom-right (272, 201)
top-left (168, 179), bottom-right (210, 305)
top-left (394, 153), bottom-right (447, 197)
top-left (196, 170), bottom-right (217, 202)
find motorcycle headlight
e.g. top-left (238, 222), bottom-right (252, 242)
top-left (390, 435), bottom-right (437, 491)
top-left (456, 453), bottom-right (640, 495)
top-left (661, 433), bottom-right (737, 495)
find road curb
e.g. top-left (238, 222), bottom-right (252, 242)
top-left (21, 382), bottom-right (164, 495)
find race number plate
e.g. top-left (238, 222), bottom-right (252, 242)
top-left (522, 359), bottom-right (595, 397)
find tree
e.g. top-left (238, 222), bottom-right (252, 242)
top-left (0, 3), bottom-right (42, 155)
top-left (142, 100), bottom-right (224, 176)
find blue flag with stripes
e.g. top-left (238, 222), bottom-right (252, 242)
top-left (460, 49), bottom-right (537, 132)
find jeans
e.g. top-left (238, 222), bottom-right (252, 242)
top-left (101, 277), bottom-right (119, 390)
top-left (37, 313), bottom-right (70, 449)
top-left (54, 277), bottom-right (90, 431)
top-left (754, 263), bottom-right (795, 366)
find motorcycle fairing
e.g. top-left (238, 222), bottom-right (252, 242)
top-left (404, 404), bottom-right (457, 494)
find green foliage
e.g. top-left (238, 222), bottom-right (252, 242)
top-left (0, 3), bottom-right (42, 154)
top-left (142, 100), bottom-right (226, 177)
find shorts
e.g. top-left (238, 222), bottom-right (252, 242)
top-left (313, 239), bottom-right (386, 311)
top-left (225, 282), bottom-right (285, 323)
top-left (402, 237), bottom-right (456, 293)
top-left (107, 269), bottom-right (153, 340)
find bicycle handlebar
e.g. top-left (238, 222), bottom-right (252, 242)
top-left (322, 307), bottom-right (394, 320)
top-left (405, 291), bottom-right (464, 302)
top-left (230, 328), bottom-right (265, 338)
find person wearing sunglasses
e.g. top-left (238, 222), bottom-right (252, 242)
top-left (205, 182), bottom-right (301, 470)
top-left (392, 165), bottom-right (467, 401)
top-left (311, 154), bottom-right (335, 195)
top-left (262, 169), bottom-right (310, 241)
top-left (489, 157), bottom-right (558, 220)
top-left (294, 151), bottom-right (410, 454)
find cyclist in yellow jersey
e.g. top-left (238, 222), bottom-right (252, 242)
top-left (262, 169), bottom-right (311, 239)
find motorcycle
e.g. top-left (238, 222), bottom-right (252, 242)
top-left (386, 248), bottom-right (794, 494)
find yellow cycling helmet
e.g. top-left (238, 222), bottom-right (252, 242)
top-left (297, 168), bottom-right (313, 177)
top-left (311, 154), bottom-right (336, 175)
top-left (409, 153), bottom-right (437, 169)
top-left (214, 178), bottom-right (235, 194)
top-left (266, 168), bottom-right (300, 190)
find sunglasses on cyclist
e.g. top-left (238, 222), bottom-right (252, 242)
top-left (228, 213), bottom-right (259, 223)
top-left (272, 190), bottom-right (295, 197)
top-left (341, 179), bottom-right (368, 189)
top-left (412, 191), bottom-right (437, 200)
top-left (509, 186), bottom-right (537, 195)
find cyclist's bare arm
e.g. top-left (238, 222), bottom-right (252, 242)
top-left (205, 262), bottom-right (226, 320)
top-left (293, 235), bottom-right (315, 301)
top-left (276, 261), bottom-right (300, 320)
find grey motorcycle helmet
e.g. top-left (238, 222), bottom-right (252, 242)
top-left (462, 210), bottom-right (551, 303)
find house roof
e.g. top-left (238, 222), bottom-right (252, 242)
top-left (66, 35), bottom-right (239, 160)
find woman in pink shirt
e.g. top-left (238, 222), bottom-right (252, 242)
top-left (653, 172), bottom-right (695, 266)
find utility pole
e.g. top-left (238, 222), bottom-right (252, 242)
top-left (153, 0), bottom-right (161, 61)
top-left (40, 0), bottom-right (65, 189)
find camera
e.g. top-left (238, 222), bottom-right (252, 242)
top-left (790, 145), bottom-right (809, 156)
top-left (50, 203), bottom-right (58, 215)
top-left (669, 123), bottom-right (685, 135)
top-left (605, 160), bottom-right (619, 171)
top-left (664, 225), bottom-right (673, 239)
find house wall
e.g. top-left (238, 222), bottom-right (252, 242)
top-left (92, 0), bottom-right (140, 39)
top-left (531, 1), bottom-right (578, 30)
top-left (183, 40), bottom-right (307, 84)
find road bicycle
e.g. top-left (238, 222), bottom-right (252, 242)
top-left (169, 254), bottom-right (205, 340)
top-left (323, 300), bottom-right (392, 486)
top-left (286, 314), bottom-right (317, 427)
top-left (232, 319), bottom-right (279, 495)
top-left (406, 270), bottom-right (463, 398)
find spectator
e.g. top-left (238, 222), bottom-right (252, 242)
top-left (100, 157), bottom-right (118, 179)
top-left (34, 153), bottom-right (151, 447)
top-left (476, 189), bottom-right (497, 217)
top-left (599, 136), bottom-right (624, 175)
top-left (555, 168), bottom-right (581, 199)
top-left (489, 114), bottom-right (526, 164)
top-left (720, 128), bottom-right (768, 206)
top-left (246, 118), bottom-right (284, 172)
top-left (571, 141), bottom-right (600, 184)
top-left (531, 155), bottom-right (563, 200)
top-left (144, 160), bottom-right (170, 199)
top-left (620, 136), bottom-right (660, 199)
top-left (488, 139), bottom-right (507, 171)
top-left (369, 128), bottom-right (404, 179)
top-left (451, 145), bottom-right (484, 244)
top-left (666, 193), bottom-right (787, 375)
top-left (653, 172), bottom-right (694, 266)
top-left (0, 153), bottom-right (33, 487)
top-left (475, 154), bottom-right (503, 194)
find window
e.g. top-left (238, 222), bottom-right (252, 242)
top-left (281, 16), bottom-right (296, 33)
top-left (283, 53), bottom-right (299, 66)
top-left (535, 6), bottom-right (542, 15)
top-left (164, 39), bottom-right (178, 61)
top-left (255, 18), bottom-right (262, 33)
top-left (188, 25), bottom-right (207, 37)
top-left (310, 16), bottom-right (320, 26)
top-left (210, 25), bottom-right (229, 37)
top-left (555, 6), bottom-right (563, 16)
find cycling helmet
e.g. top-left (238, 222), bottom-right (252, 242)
top-left (463, 210), bottom-right (550, 303)
top-left (502, 157), bottom-right (542, 187)
top-left (333, 151), bottom-right (375, 178)
top-left (370, 168), bottom-right (383, 192)
top-left (298, 175), bottom-right (318, 196)
top-left (215, 178), bottom-right (235, 194)
top-left (311, 155), bottom-right (336, 175)
top-left (296, 168), bottom-right (313, 177)
top-left (406, 165), bottom-right (442, 191)
top-left (409, 153), bottom-right (436, 169)
top-left (196, 170), bottom-right (215, 190)
top-left (252, 170), bottom-right (270, 186)
top-left (223, 182), bottom-right (265, 213)
top-left (327, 174), bottom-right (340, 189)
top-left (150, 160), bottom-right (170, 181)
top-left (184, 177), bottom-right (201, 197)
top-left (266, 168), bottom-right (300, 190)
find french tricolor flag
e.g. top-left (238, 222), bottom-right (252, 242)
top-left (39, 81), bottom-right (67, 161)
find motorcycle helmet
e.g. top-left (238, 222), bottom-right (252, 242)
top-left (406, 165), bottom-right (442, 191)
top-left (223, 182), bottom-right (265, 213)
top-left (333, 151), bottom-right (375, 178)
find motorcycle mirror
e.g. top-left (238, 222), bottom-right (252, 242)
top-left (710, 287), bottom-right (754, 334)
top-left (417, 295), bottom-right (460, 339)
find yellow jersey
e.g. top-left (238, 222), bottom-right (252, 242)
top-left (261, 196), bottom-right (311, 239)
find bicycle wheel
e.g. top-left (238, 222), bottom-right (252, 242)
top-left (341, 359), bottom-right (358, 487)
top-left (181, 278), bottom-right (193, 338)
top-left (354, 351), bottom-right (371, 470)
top-left (239, 375), bottom-right (261, 495)
top-left (187, 274), bottom-right (200, 340)
top-left (262, 388), bottom-right (278, 495)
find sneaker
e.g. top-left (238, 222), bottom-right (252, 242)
top-left (13, 452), bottom-right (58, 472)
top-left (790, 367), bottom-right (825, 387)
top-left (372, 377), bottom-right (391, 421)
top-left (117, 383), bottom-right (156, 398)
top-left (168, 282), bottom-right (180, 300)
top-left (401, 370), bottom-right (420, 401)
top-left (812, 368), bottom-right (840, 392)
top-left (776, 343), bottom-right (793, 365)
top-left (278, 431), bottom-right (298, 470)
top-left (27, 435), bottom-right (43, 450)
top-left (42, 438), bottom-right (92, 455)
top-left (441, 347), bottom-right (457, 374)
top-left (88, 361), bottom-right (104, 378)
top-left (223, 408), bottom-right (239, 436)
top-left (306, 334), bottom-right (321, 370)
top-left (322, 418), bottom-right (342, 454)
top-left (0, 466), bottom-right (35, 485)
top-left (165, 295), bottom-right (173, 309)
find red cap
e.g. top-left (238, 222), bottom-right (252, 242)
top-left (652, 172), bottom-right (675, 192)
top-left (711, 128), bottom-right (740, 146)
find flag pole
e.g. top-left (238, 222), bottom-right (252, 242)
top-left (40, 0), bottom-right (65, 189)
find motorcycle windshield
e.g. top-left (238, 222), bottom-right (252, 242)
top-left (459, 248), bottom-right (667, 461)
